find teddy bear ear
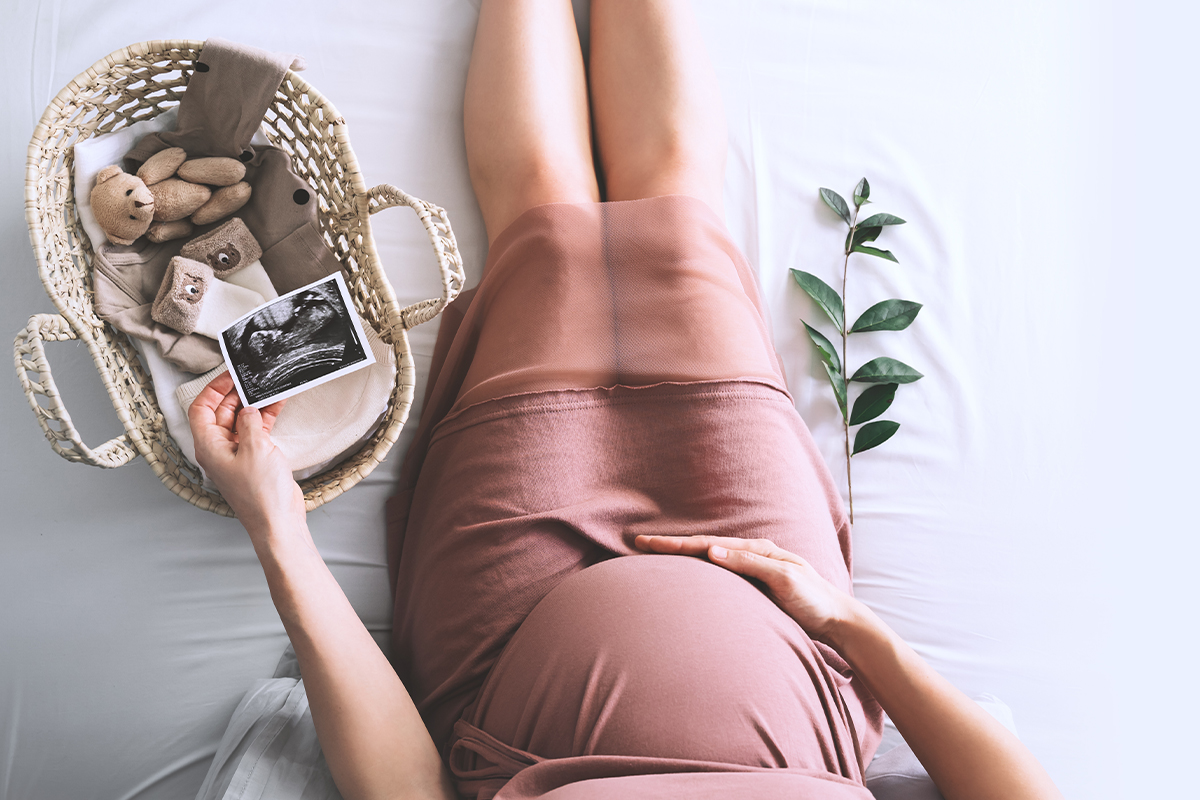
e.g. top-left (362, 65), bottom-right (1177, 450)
top-left (95, 165), bottom-right (123, 184)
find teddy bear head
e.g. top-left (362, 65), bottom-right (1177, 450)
top-left (90, 165), bottom-right (155, 246)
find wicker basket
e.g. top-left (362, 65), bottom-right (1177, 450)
top-left (14, 40), bottom-right (465, 516)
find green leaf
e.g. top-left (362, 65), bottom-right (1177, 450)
top-left (849, 383), bottom-right (898, 425)
top-left (853, 177), bottom-right (870, 206)
top-left (858, 212), bottom-right (906, 227)
top-left (803, 322), bottom-right (842, 374)
top-left (820, 188), bottom-right (852, 226)
top-left (823, 362), bottom-right (848, 421)
top-left (790, 269), bottom-right (845, 332)
top-left (851, 244), bottom-right (899, 263)
top-left (850, 299), bottom-right (923, 333)
top-left (853, 420), bottom-right (900, 454)
top-left (851, 226), bottom-right (882, 249)
top-left (850, 357), bottom-right (923, 384)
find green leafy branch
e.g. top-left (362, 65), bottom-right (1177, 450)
top-left (791, 178), bottom-right (923, 524)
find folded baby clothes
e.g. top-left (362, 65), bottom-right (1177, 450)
top-left (76, 108), bottom-right (217, 372)
top-left (76, 106), bottom-right (273, 373)
top-left (88, 38), bottom-right (341, 372)
top-left (92, 239), bottom-right (225, 373)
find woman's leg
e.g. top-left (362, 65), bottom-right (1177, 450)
top-left (464, 0), bottom-right (600, 246)
top-left (587, 0), bottom-right (727, 219)
top-left (452, 0), bottom-right (780, 412)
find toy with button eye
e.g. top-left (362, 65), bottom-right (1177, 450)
top-left (179, 218), bottom-right (277, 301)
top-left (151, 256), bottom-right (267, 338)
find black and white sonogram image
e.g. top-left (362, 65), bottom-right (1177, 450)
top-left (219, 273), bottom-right (375, 407)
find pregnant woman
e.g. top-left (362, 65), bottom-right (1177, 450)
top-left (189, 1), bottom-right (1064, 799)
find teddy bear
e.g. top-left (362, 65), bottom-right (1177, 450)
top-left (89, 147), bottom-right (252, 246)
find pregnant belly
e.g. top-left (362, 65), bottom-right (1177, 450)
top-left (456, 554), bottom-right (862, 772)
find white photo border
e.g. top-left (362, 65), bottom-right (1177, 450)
top-left (218, 272), bottom-right (377, 408)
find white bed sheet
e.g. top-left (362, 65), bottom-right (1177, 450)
top-left (0, 2), bottom-right (1192, 799)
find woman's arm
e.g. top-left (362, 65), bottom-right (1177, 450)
top-left (635, 534), bottom-right (1064, 800)
top-left (190, 374), bottom-right (456, 800)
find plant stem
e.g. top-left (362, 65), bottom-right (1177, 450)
top-left (843, 206), bottom-right (859, 524)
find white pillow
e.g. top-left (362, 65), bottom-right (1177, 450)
top-left (866, 695), bottom-right (1019, 800)
top-left (193, 647), bottom-right (342, 800)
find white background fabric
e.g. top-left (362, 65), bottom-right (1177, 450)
top-left (0, 2), bottom-right (1192, 799)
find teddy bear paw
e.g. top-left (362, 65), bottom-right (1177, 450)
top-left (146, 219), bottom-right (196, 243)
top-left (192, 182), bottom-right (252, 226)
top-left (177, 157), bottom-right (247, 187)
top-left (137, 147), bottom-right (188, 186)
top-left (151, 178), bottom-right (212, 223)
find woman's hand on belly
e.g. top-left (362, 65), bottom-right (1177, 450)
top-left (637, 533), bottom-right (1064, 800)
top-left (633, 534), bottom-right (859, 647)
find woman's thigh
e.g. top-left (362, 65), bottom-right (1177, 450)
top-left (451, 196), bottom-right (785, 412)
top-left (587, 0), bottom-right (727, 218)
top-left (464, 0), bottom-right (600, 245)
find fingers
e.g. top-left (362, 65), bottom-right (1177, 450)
top-left (634, 534), bottom-right (691, 554)
top-left (706, 545), bottom-right (787, 586)
top-left (189, 372), bottom-right (241, 431)
top-left (189, 374), bottom-right (228, 428)
top-left (634, 534), bottom-right (803, 565)
top-left (635, 533), bottom-right (753, 555)
top-left (190, 372), bottom-right (235, 415)
top-left (189, 374), bottom-right (238, 467)
top-left (634, 534), bottom-right (803, 601)
top-left (258, 398), bottom-right (287, 435)
top-left (237, 406), bottom-right (268, 451)
top-left (215, 388), bottom-right (242, 431)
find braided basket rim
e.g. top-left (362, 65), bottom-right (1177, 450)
top-left (23, 39), bottom-right (419, 517)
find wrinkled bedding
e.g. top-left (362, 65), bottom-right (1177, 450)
top-left (0, 1), bottom-right (1161, 799)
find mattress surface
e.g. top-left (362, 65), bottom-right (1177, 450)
top-left (0, 2), bottom-right (1191, 799)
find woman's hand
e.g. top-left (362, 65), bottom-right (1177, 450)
top-left (634, 534), bottom-right (862, 648)
top-left (189, 372), bottom-right (455, 800)
top-left (189, 372), bottom-right (305, 547)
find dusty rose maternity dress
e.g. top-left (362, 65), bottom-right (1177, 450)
top-left (386, 195), bottom-right (882, 799)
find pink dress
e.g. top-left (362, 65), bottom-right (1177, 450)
top-left (386, 196), bottom-right (882, 799)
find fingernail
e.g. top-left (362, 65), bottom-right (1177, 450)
top-left (710, 546), bottom-right (728, 560)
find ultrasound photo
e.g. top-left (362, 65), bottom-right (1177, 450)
top-left (219, 272), bottom-right (375, 407)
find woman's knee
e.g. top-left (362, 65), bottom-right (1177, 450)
top-left (469, 152), bottom-right (600, 243)
top-left (600, 132), bottom-right (726, 217)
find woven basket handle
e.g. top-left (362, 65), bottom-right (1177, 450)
top-left (13, 313), bottom-right (138, 468)
top-left (366, 184), bottom-right (466, 330)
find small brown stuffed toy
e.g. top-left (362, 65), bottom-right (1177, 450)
top-left (89, 147), bottom-right (252, 246)
top-left (89, 168), bottom-right (156, 246)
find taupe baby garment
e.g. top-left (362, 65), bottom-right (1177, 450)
top-left (93, 38), bottom-right (342, 372)
top-left (93, 238), bottom-right (224, 372)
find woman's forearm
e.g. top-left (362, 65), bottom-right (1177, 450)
top-left (831, 602), bottom-right (1063, 800)
top-left (254, 524), bottom-right (456, 800)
